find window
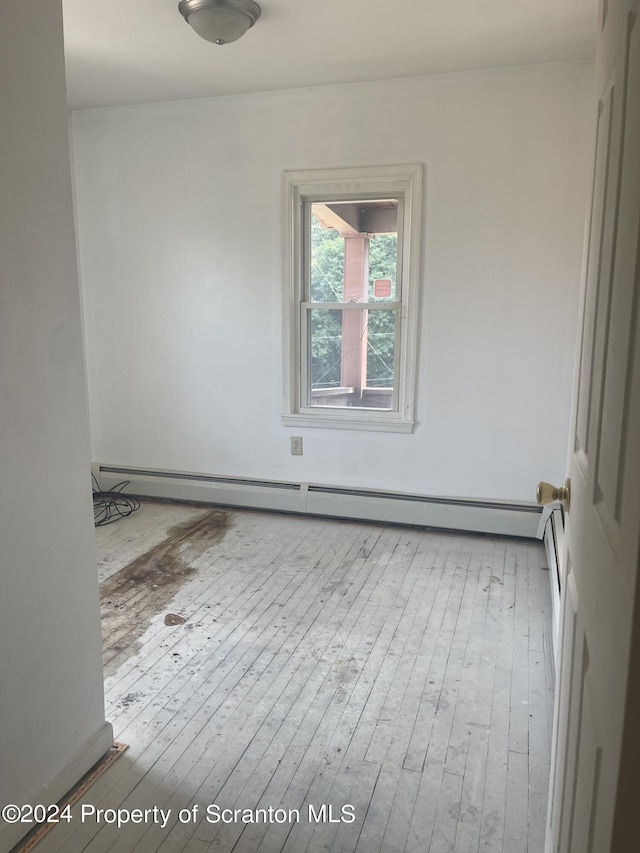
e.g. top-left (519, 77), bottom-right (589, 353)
top-left (282, 164), bottom-right (423, 432)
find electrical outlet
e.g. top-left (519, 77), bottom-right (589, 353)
top-left (291, 436), bottom-right (303, 456)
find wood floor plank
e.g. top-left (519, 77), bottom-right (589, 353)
top-left (380, 767), bottom-right (422, 852)
top-left (400, 533), bottom-right (464, 774)
top-left (504, 750), bottom-right (529, 853)
top-left (400, 535), bottom-right (472, 850)
top-left (429, 770), bottom-right (465, 852)
top-left (453, 536), bottom-right (496, 853)
top-left (478, 541), bottom-right (515, 853)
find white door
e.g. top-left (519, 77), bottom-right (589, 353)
top-left (545, 1), bottom-right (640, 851)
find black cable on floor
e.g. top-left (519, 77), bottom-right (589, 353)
top-left (92, 474), bottom-right (141, 527)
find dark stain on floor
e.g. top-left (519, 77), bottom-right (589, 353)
top-left (101, 509), bottom-right (231, 675)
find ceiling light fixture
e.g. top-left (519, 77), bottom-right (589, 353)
top-left (178, 0), bottom-right (261, 46)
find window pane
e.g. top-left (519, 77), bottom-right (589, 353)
top-left (310, 213), bottom-right (344, 302)
top-left (308, 307), bottom-right (396, 410)
top-left (310, 201), bottom-right (398, 303)
top-left (366, 310), bottom-right (396, 388)
top-left (309, 308), bottom-right (343, 392)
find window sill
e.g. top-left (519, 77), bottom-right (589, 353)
top-left (282, 412), bottom-right (414, 434)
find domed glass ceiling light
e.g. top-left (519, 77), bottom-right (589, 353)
top-left (178, 0), bottom-right (261, 45)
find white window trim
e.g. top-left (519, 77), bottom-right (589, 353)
top-left (281, 164), bottom-right (423, 434)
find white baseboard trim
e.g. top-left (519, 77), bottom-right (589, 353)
top-left (0, 721), bottom-right (114, 853)
top-left (97, 465), bottom-right (542, 539)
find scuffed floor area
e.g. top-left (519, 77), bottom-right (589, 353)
top-left (36, 501), bottom-right (554, 853)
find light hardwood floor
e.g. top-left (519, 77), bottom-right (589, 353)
top-left (36, 501), bottom-right (554, 853)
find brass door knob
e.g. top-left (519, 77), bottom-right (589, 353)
top-left (536, 478), bottom-right (571, 512)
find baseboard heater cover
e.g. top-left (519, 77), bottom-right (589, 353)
top-left (97, 465), bottom-right (541, 539)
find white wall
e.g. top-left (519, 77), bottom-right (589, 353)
top-left (0, 2), bottom-right (112, 849)
top-left (73, 62), bottom-right (593, 503)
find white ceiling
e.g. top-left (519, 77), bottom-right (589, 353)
top-left (62, 0), bottom-right (598, 111)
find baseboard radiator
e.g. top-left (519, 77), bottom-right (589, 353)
top-left (95, 464), bottom-right (542, 539)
